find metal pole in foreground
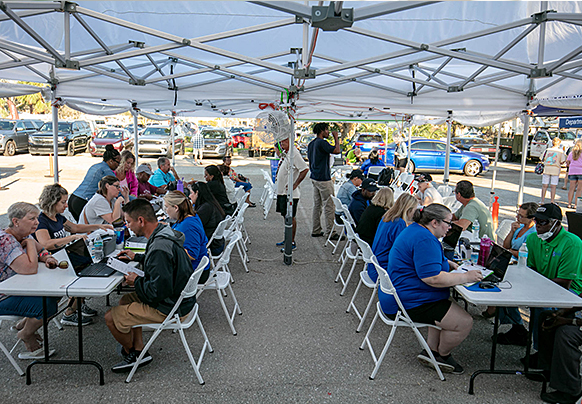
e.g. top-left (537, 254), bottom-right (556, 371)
top-left (443, 112), bottom-right (453, 184)
top-left (489, 122), bottom-right (502, 208)
top-left (517, 112), bottom-right (530, 207)
top-left (133, 109), bottom-right (139, 167)
top-left (283, 114), bottom-right (295, 266)
top-left (170, 112), bottom-right (175, 167)
top-left (51, 90), bottom-right (59, 183)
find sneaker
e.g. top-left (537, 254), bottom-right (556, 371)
top-left (520, 352), bottom-right (541, 370)
top-left (417, 349), bottom-right (454, 373)
top-left (81, 303), bottom-right (98, 317)
top-left (329, 233), bottom-right (340, 241)
top-left (311, 232), bottom-right (324, 237)
top-left (540, 390), bottom-right (582, 404)
top-left (275, 240), bottom-right (285, 246)
top-left (439, 354), bottom-right (464, 375)
top-left (496, 324), bottom-right (527, 346)
top-left (18, 347), bottom-right (56, 360)
top-left (280, 242), bottom-right (297, 253)
top-left (60, 312), bottom-right (93, 326)
top-left (111, 349), bottom-right (153, 373)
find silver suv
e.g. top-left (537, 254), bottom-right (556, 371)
top-left (0, 119), bottom-right (39, 156)
top-left (137, 125), bottom-right (185, 157)
top-left (202, 127), bottom-right (231, 158)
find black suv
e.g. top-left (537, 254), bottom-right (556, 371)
top-left (0, 119), bottom-right (40, 156)
top-left (29, 120), bottom-right (92, 156)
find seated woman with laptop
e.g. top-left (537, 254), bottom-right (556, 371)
top-left (378, 203), bottom-right (482, 375)
top-left (0, 202), bottom-right (60, 359)
top-left (79, 175), bottom-right (130, 226)
top-left (35, 183), bottom-right (114, 327)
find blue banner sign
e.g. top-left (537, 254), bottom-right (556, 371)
top-left (559, 116), bottom-right (582, 128)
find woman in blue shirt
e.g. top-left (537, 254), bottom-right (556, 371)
top-left (368, 193), bottom-right (418, 282)
top-left (378, 203), bottom-right (482, 375)
top-left (502, 202), bottom-right (538, 257)
top-left (360, 148), bottom-right (386, 176)
top-left (163, 191), bottom-right (210, 284)
top-left (69, 145), bottom-right (121, 222)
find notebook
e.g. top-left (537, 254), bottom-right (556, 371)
top-left (65, 238), bottom-right (116, 277)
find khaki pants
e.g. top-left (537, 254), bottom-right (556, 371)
top-left (311, 179), bottom-right (335, 235)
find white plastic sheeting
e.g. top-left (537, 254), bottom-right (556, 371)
top-left (0, 82), bottom-right (41, 98)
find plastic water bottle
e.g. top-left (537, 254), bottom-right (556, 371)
top-left (177, 177), bottom-right (184, 192)
top-left (518, 244), bottom-right (528, 267)
top-left (88, 239), bottom-right (96, 261)
top-left (93, 235), bottom-right (104, 262)
top-left (473, 221), bottom-right (480, 239)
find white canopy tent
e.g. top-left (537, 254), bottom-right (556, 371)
top-left (2, 1), bottom-right (582, 257)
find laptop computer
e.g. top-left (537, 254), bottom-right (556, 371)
top-left (457, 242), bottom-right (512, 285)
top-left (65, 238), bottom-right (116, 277)
top-left (442, 222), bottom-right (464, 250)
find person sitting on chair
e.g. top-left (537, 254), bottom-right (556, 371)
top-left (222, 155), bottom-right (255, 207)
top-left (105, 199), bottom-right (195, 373)
top-left (346, 148), bottom-right (363, 165)
top-left (348, 178), bottom-right (378, 224)
top-left (355, 187), bottom-right (394, 247)
top-left (360, 148), bottom-right (386, 176)
top-left (415, 173), bottom-right (443, 206)
top-left (149, 157), bottom-right (180, 189)
top-left (79, 176), bottom-right (129, 225)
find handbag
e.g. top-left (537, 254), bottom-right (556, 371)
top-left (534, 162), bottom-right (544, 175)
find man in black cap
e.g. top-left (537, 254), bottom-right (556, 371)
top-left (521, 203), bottom-right (582, 367)
top-left (348, 178), bottom-right (379, 224)
top-left (337, 169), bottom-right (365, 207)
top-left (414, 173), bottom-right (443, 206)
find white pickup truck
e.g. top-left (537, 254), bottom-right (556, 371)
top-left (529, 129), bottom-right (577, 160)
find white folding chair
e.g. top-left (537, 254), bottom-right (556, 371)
top-left (367, 166), bottom-right (384, 180)
top-left (495, 219), bottom-right (513, 244)
top-left (360, 260), bottom-right (445, 381)
top-left (263, 188), bottom-right (275, 220)
top-left (0, 316), bottom-right (25, 376)
top-left (437, 185), bottom-right (452, 198)
top-left (337, 204), bottom-right (357, 264)
top-left (335, 216), bottom-right (363, 296)
top-left (442, 196), bottom-right (462, 212)
top-left (197, 232), bottom-right (243, 335)
top-left (207, 216), bottom-right (233, 267)
top-left (225, 203), bottom-right (250, 273)
top-left (389, 170), bottom-right (401, 187)
top-left (125, 257), bottom-right (213, 383)
top-left (325, 196), bottom-right (347, 254)
top-left (346, 236), bottom-right (379, 333)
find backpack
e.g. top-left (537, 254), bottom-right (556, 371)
top-left (377, 167), bottom-right (395, 186)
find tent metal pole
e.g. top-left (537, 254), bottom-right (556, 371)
top-left (489, 122), bottom-right (502, 208)
top-left (170, 112), bottom-right (175, 167)
top-left (406, 121), bottom-right (412, 172)
top-left (284, 113), bottom-right (295, 266)
top-left (133, 110), bottom-right (139, 168)
top-left (51, 90), bottom-right (59, 183)
top-left (64, 11), bottom-right (70, 60)
top-left (517, 113), bottom-right (531, 207)
top-left (443, 113), bottom-right (452, 184)
top-left (384, 122), bottom-right (388, 163)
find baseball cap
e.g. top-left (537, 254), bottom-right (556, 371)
top-left (136, 164), bottom-right (154, 175)
top-left (414, 173), bottom-right (432, 183)
top-left (361, 178), bottom-right (379, 192)
top-left (532, 203), bottom-right (562, 221)
top-left (349, 169), bottom-right (365, 180)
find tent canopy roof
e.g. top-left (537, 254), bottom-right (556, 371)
top-left (1, 1), bottom-right (582, 120)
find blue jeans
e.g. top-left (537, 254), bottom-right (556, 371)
top-left (0, 296), bottom-right (59, 319)
top-left (235, 181), bottom-right (252, 192)
top-left (531, 307), bottom-right (552, 351)
top-left (499, 307), bottom-right (523, 325)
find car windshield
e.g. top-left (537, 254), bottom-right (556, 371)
top-left (203, 130), bottom-right (226, 139)
top-left (97, 130), bottom-right (123, 139)
top-left (357, 134), bottom-right (383, 142)
top-left (143, 127), bottom-right (170, 136)
top-left (299, 135), bottom-right (315, 144)
top-left (0, 121), bottom-right (15, 130)
top-left (39, 122), bottom-right (72, 132)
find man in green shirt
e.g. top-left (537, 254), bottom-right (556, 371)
top-left (452, 180), bottom-right (494, 239)
top-left (523, 203), bottom-right (582, 367)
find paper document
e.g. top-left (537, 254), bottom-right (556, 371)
top-left (87, 228), bottom-right (115, 240)
top-left (63, 277), bottom-right (116, 290)
top-left (107, 257), bottom-right (144, 277)
top-left (125, 241), bottom-right (147, 250)
top-left (451, 263), bottom-right (493, 286)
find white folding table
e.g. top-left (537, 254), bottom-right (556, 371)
top-left (0, 262), bottom-right (124, 385)
top-left (454, 264), bottom-right (582, 394)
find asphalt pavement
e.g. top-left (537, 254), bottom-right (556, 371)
top-left (0, 152), bottom-right (574, 403)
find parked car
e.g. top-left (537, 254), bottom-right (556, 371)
top-left (529, 129), bottom-right (576, 160)
top-left (89, 128), bottom-right (134, 157)
top-left (28, 120), bottom-right (92, 156)
top-left (137, 125), bottom-right (185, 157)
top-left (231, 130), bottom-right (253, 149)
top-left (451, 137), bottom-right (498, 158)
top-left (297, 133), bottom-right (315, 160)
top-left (0, 119), bottom-right (37, 156)
top-left (202, 127), bottom-right (231, 158)
top-left (229, 126), bottom-right (251, 135)
top-left (350, 132), bottom-right (385, 156)
top-left (125, 124), bottom-right (145, 136)
top-left (384, 138), bottom-right (490, 177)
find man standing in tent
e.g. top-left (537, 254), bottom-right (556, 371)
top-left (307, 123), bottom-right (341, 240)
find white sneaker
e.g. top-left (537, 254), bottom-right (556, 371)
top-left (18, 347), bottom-right (56, 360)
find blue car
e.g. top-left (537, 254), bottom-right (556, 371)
top-left (350, 132), bottom-right (385, 156)
top-left (383, 138), bottom-right (490, 177)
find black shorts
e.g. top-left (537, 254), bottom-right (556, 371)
top-left (395, 157), bottom-right (408, 168)
top-left (276, 195), bottom-right (298, 218)
top-left (388, 299), bottom-right (451, 325)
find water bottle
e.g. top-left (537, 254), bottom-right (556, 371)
top-left (473, 221), bottom-right (480, 239)
top-left (88, 239), bottom-right (96, 261)
top-left (93, 235), bottom-right (104, 262)
top-left (177, 177), bottom-right (184, 192)
top-left (478, 235), bottom-right (492, 266)
top-left (518, 244), bottom-right (528, 267)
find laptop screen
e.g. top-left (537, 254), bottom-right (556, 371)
top-left (442, 222), bottom-right (463, 249)
top-left (485, 243), bottom-right (512, 279)
top-left (64, 238), bottom-right (94, 275)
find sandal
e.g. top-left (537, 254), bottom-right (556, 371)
top-left (248, 202), bottom-right (257, 208)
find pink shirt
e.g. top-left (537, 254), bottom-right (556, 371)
top-left (567, 152), bottom-right (582, 175)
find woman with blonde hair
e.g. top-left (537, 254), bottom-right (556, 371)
top-left (355, 187), bottom-right (394, 247)
top-left (368, 193), bottom-right (418, 283)
top-left (115, 150), bottom-right (137, 197)
top-left (163, 191), bottom-right (210, 284)
top-left (540, 137), bottom-right (566, 204)
top-left (566, 139), bottom-right (582, 208)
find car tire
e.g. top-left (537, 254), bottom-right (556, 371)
top-left (3, 140), bottom-right (16, 156)
top-left (408, 160), bottom-right (415, 173)
top-left (464, 159), bottom-right (482, 177)
top-left (85, 139), bottom-right (91, 153)
top-left (237, 142), bottom-right (245, 149)
top-left (500, 148), bottom-right (511, 162)
top-left (67, 142), bottom-right (75, 156)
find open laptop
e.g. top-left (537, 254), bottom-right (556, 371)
top-left (457, 242), bottom-right (512, 284)
top-left (65, 238), bottom-right (116, 277)
top-left (442, 222), bottom-right (464, 250)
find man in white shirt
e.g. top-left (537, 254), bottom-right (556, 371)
top-left (275, 138), bottom-right (309, 251)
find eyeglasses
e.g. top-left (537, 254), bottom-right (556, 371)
top-left (441, 219), bottom-right (453, 227)
top-left (516, 211), bottom-right (528, 219)
top-left (533, 217), bottom-right (550, 226)
top-left (112, 184), bottom-right (121, 189)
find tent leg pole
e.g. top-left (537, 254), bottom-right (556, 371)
top-left (133, 109), bottom-right (139, 167)
top-left (517, 113), bottom-right (530, 207)
top-left (443, 112), bottom-right (453, 185)
top-left (52, 90), bottom-right (59, 184)
top-left (489, 123), bottom-right (502, 208)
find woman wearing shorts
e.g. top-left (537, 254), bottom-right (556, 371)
top-left (566, 139), bottom-right (582, 209)
top-left (540, 137), bottom-right (566, 204)
top-left (378, 203), bottom-right (482, 375)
